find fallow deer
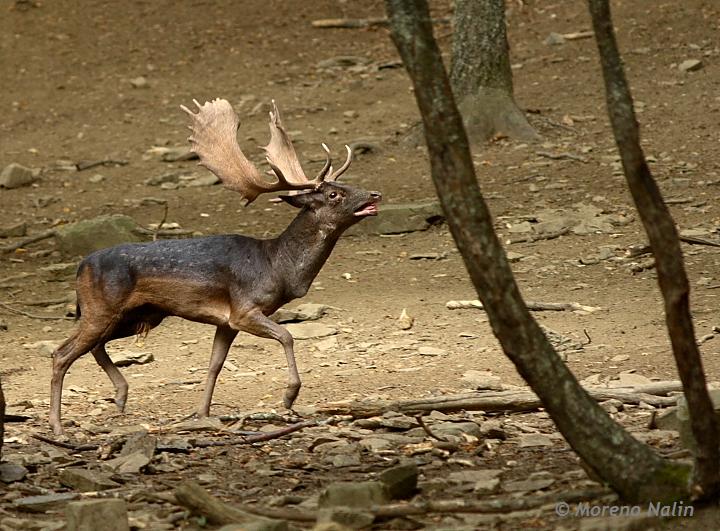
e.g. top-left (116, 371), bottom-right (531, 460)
top-left (49, 99), bottom-right (381, 435)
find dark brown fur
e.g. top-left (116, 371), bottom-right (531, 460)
top-left (49, 182), bottom-right (380, 434)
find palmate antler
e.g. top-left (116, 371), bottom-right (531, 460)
top-left (180, 98), bottom-right (353, 204)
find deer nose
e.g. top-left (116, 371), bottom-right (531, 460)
top-left (370, 191), bottom-right (382, 201)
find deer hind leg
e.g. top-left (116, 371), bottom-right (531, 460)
top-left (198, 325), bottom-right (238, 417)
top-left (49, 324), bottom-right (109, 435)
top-left (229, 309), bottom-right (300, 410)
top-left (91, 344), bottom-right (129, 412)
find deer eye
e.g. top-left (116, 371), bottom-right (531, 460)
top-left (329, 191), bottom-right (338, 199)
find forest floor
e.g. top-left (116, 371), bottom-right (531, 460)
top-left (1, 0), bottom-right (720, 529)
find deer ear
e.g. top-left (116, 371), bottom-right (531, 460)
top-left (278, 191), bottom-right (319, 209)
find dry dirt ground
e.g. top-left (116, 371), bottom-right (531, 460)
top-left (1, 0), bottom-right (720, 529)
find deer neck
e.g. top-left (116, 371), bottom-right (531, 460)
top-left (271, 208), bottom-right (343, 297)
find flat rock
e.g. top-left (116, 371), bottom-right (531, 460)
top-left (0, 163), bottom-right (38, 189)
top-left (0, 221), bottom-right (27, 238)
top-left (66, 498), bottom-right (129, 531)
top-left (285, 322), bottom-right (337, 340)
top-left (13, 492), bottom-right (79, 512)
top-left (502, 477), bottom-right (555, 492)
top-left (417, 346), bottom-right (446, 357)
top-left (59, 468), bottom-right (121, 492)
top-left (608, 372), bottom-right (653, 387)
top-left (0, 517), bottom-right (63, 530)
top-left (430, 421), bottom-right (481, 438)
top-left (129, 76), bottom-right (149, 88)
top-left (316, 507), bottom-right (374, 530)
top-left (23, 340), bottom-right (61, 357)
top-left (379, 462), bottom-right (418, 500)
top-left (653, 407), bottom-right (680, 431)
top-left (449, 469), bottom-right (503, 484)
top-left (479, 419), bottom-right (507, 440)
top-left (544, 32), bottom-right (566, 45)
top-left (273, 303), bottom-right (329, 323)
top-left (461, 370), bottom-right (503, 391)
top-left (110, 351), bottom-right (154, 367)
top-left (0, 462), bottom-right (29, 483)
top-left (678, 59), bottom-right (703, 72)
top-left (358, 437), bottom-right (394, 452)
top-left (347, 201), bottom-right (444, 235)
top-left (218, 520), bottom-right (288, 531)
top-left (102, 451), bottom-right (151, 474)
top-left (55, 215), bottom-right (142, 257)
top-left (319, 481), bottom-right (390, 509)
top-left (518, 433), bottom-right (554, 447)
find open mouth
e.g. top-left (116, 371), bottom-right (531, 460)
top-left (354, 202), bottom-right (379, 217)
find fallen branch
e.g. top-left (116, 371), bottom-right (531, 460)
top-left (175, 481), bottom-right (265, 526)
top-left (174, 480), bottom-right (609, 525)
top-left (191, 420), bottom-right (317, 448)
top-left (679, 235), bottom-right (720, 248)
top-left (536, 150), bottom-right (588, 163)
top-left (133, 227), bottom-right (194, 238)
top-left (31, 433), bottom-right (99, 452)
top-left (311, 16), bottom-right (449, 29)
top-left (446, 299), bottom-right (601, 313)
top-left (506, 228), bottom-right (570, 244)
top-left (0, 301), bottom-right (74, 321)
top-left (0, 230), bottom-right (56, 254)
top-left (318, 385), bottom-right (680, 418)
top-left (415, 415), bottom-right (447, 441)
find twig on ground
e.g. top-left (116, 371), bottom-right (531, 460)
top-left (536, 150), bottom-right (588, 163)
top-left (679, 235), bottom-right (720, 248)
top-left (506, 228), bottom-right (570, 244)
top-left (173, 480), bottom-right (610, 525)
top-left (311, 16), bottom-right (450, 29)
top-left (446, 299), bottom-right (601, 313)
top-left (0, 230), bottom-right (56, 254)
top-left (415, 415), bottom-right (447, 441)
top-left (0, 301), bottom-right (74, 320)
top-left (31, 433), bottom-right (99, 451)
top-left (153, 203), bottom-right (169, 242)
top-left (191, 420), bottom-right (317, 448)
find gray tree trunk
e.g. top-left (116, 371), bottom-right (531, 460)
top-left (451, 0), bottom-right (537, 142)
top-left (386, 0), bottom-right (691, 503)
top-left (0, 379), bottom-right (4, 458)
top-left (589, 0), bottom-right (720, 500)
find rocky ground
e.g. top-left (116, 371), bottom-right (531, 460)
top-left (2, 0), bottom-right (720, 529)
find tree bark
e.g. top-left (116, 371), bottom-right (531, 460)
top-left (0, 378), bottom-right (4, 458)
top-left (384, 0), bottom-right (691, 503)
top-left (450, 0), bottom-right (537, 142)
top-left (588, 0), bottom-right (720, 500)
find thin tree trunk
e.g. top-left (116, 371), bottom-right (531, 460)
top-left (450, 0), bottom-right (537, 142)
top-left (588, 0), bottom-right (720, 500)
top-left (0, 378), bottom-right (4, 458)
top-left (385, 0), bottom-right (690, 503)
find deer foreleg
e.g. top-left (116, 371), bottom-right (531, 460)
top-left (229, 310), bottom-right (301, 410)
top-left (198, 326), bottom-right (238, 417)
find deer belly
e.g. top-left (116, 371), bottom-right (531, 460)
top-left (128, 276), bottom-right (231, 326)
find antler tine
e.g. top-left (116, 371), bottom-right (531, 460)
top-left (264, 100), bottom-right (320, 187)
top-left (315, 143), bottom-right (333, 182)
top-left (326, 145), bottom-right (354, 181)
top-left (182, 98), bottom-right (315, 205)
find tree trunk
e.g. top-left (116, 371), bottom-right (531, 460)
top-left (0, 378), bottom-right (4, 458)
top-left (588, 0), bottom-right (720, 500)
top-left (450, 0), bottom-right (537, 142)
top-left (385, 0), bottom-right (691, 503)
